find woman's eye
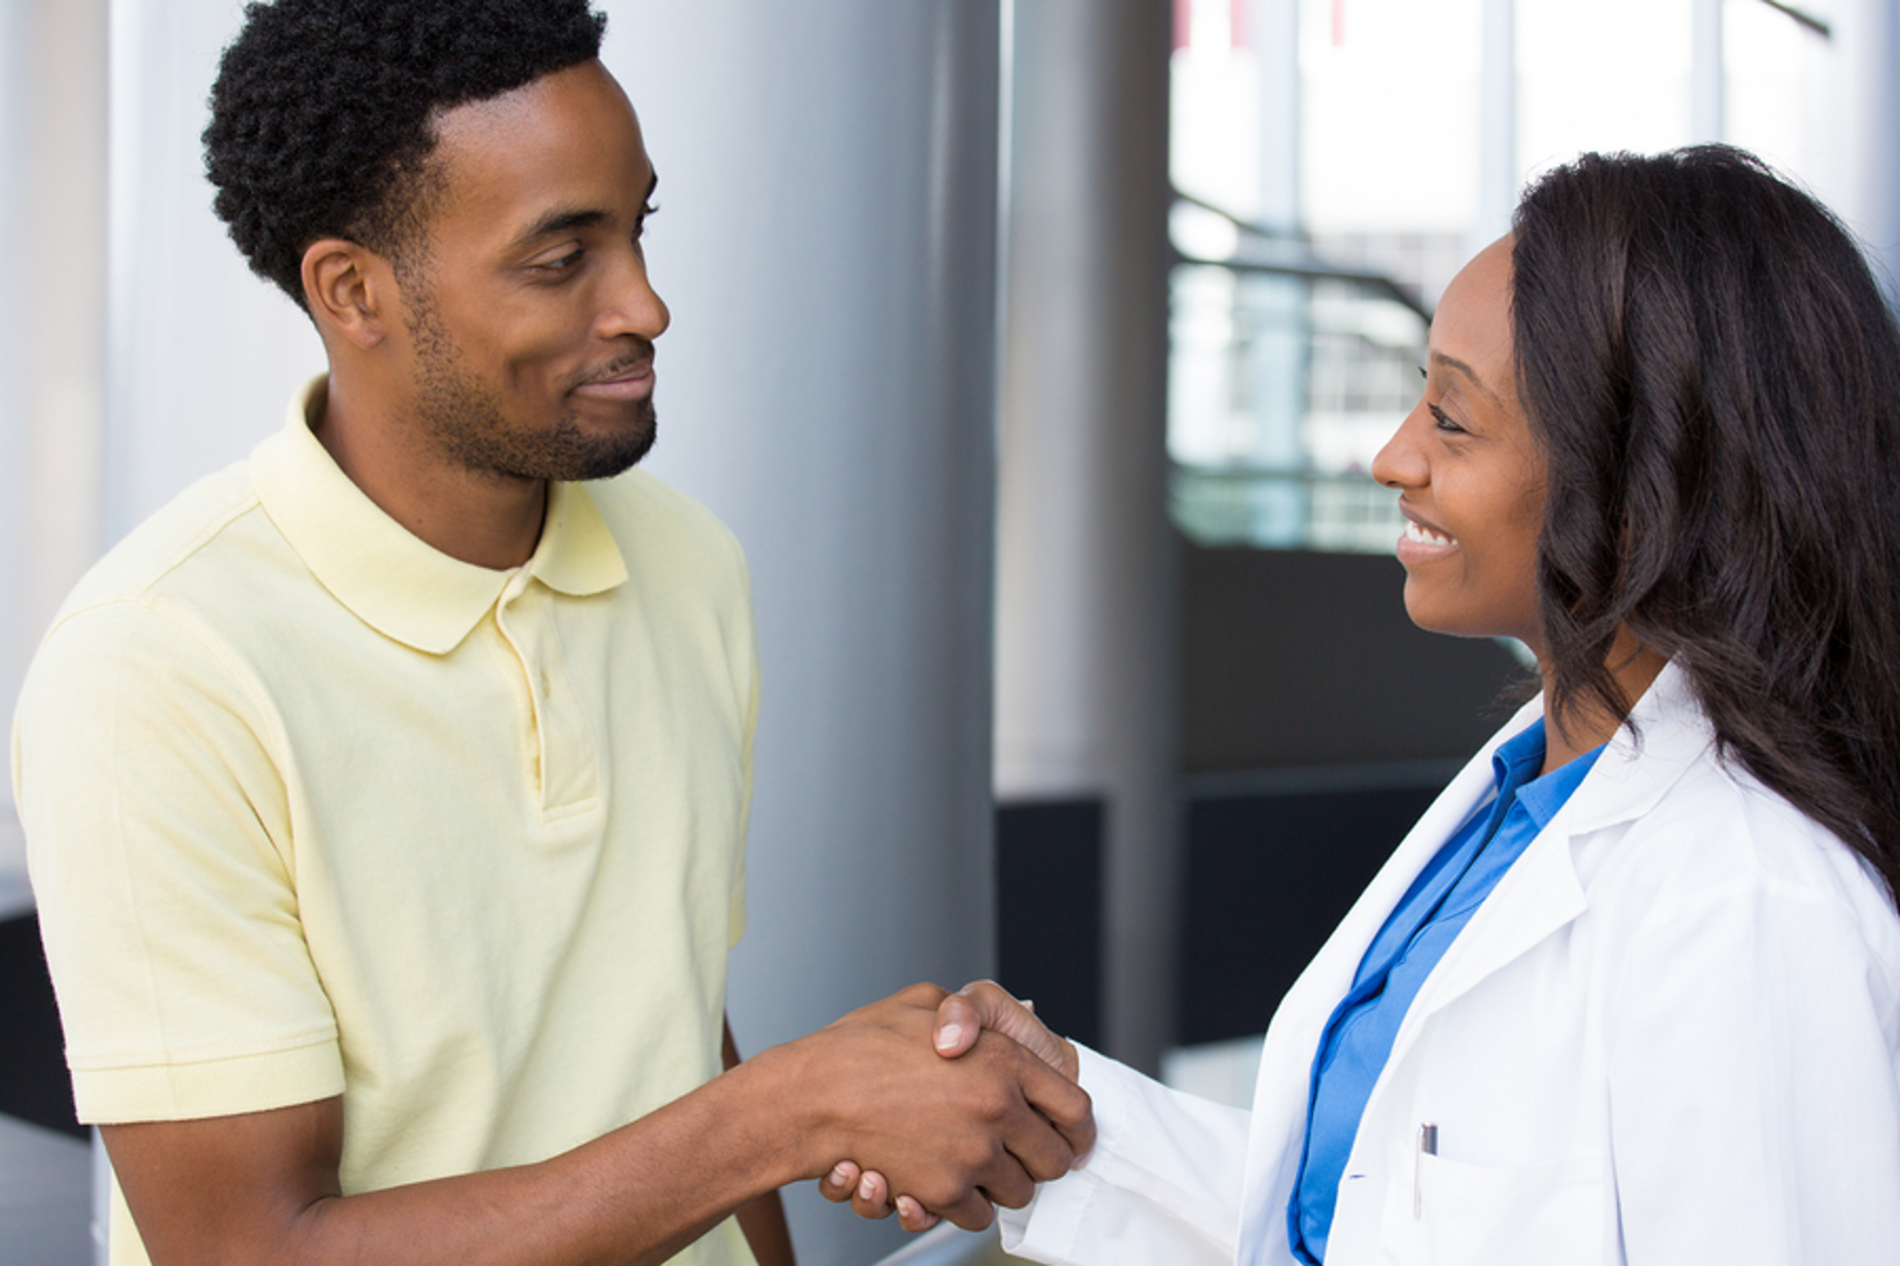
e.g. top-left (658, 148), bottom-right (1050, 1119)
top-left (1428, 403), bottom-right (1466, 435)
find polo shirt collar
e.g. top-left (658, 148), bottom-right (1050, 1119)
top-left (252, 377), bottom-right (628, 656)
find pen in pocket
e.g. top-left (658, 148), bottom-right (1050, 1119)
top-left (1414, 1122), bottom-right (1438, 1219)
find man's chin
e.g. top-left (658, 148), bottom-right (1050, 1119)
top-left (544, 407), bottom-right (657, 481)
top-left (573, 431), bottom-right (655, 481)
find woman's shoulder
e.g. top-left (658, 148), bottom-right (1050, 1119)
top-left (1583, 738), bottom-right (1900, 973)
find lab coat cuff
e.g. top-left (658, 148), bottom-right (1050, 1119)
top-left (998, 1043), bottom-right (1127, 1262)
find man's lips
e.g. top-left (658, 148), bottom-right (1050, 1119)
top-left (570, 361), bottom-right (656, 402)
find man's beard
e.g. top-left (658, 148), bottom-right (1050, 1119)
top-left (405, 300), bottom-right (656, 483)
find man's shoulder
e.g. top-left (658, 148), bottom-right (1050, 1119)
top-left (55, 459), bottom-right (270, 623)
top-left (584, 468), bottom-right (749, 585)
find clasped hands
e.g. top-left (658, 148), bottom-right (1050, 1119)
top-left (813, 980), bottom-right (1080, 1233)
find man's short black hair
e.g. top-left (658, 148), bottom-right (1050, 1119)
top-left (204, 0), bottom-right (607, 309)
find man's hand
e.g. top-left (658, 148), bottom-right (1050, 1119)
top-left (818, 980), bottom-right (1084, 1232)
top-left (775, 983), bottom-right (1091, 1232)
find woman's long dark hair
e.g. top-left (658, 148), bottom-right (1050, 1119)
top-left (1513, 145), bottom-right (1900, 906)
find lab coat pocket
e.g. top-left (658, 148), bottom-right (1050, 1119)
top-left (1377, 1141), bottom-right (1607, 1266)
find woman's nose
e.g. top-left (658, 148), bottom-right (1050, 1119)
top-left (1371, 405), bottom-right (1430, 489)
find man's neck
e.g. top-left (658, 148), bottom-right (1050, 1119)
top-left (313, 374), bottom-right (547, 571)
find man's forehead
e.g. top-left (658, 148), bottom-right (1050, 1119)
top-left (431, 60), bottom-right (637, 159)
top-left (425, 61), bottom-right (650, 238)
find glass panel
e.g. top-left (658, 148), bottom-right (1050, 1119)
top-left (1168, 261), bottom-right (1425, 552)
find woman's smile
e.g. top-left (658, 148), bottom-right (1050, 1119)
top-left (1372, 235), bottom-right (1547, 654)
top-left (1397, 513), bottom-right (1457, 555)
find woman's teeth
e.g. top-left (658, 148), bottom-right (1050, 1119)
top-left (1404, 520), bottom-right (1454, 547)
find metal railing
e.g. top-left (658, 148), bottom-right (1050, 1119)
top-left (1166, 197), bottom-right (1428, 553)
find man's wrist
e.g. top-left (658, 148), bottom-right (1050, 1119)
top-left (713, 1036), bottom-right (835, 1188)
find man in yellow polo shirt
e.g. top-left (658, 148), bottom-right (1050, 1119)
top-left (9, 3), bottom-right (1090, 1264)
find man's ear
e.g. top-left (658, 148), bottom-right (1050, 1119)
top-left (301, 239), bottom-right (396, 349)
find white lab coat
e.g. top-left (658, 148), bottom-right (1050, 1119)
top-left (1001, 664), bottom-right (1900, 1265)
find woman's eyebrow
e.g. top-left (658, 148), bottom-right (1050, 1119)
top-left (1430, 350), bottom-right (1501, 405)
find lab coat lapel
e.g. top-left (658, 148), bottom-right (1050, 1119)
top-left (1235, 695), bottom-right (1546, 1263)
top-left (1382, 663), bottom-right (1712, 1076)
top-left (1384, 808), bottom-right (1587, 1054)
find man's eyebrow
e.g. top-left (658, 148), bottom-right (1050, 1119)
top-left (1430, 349), bottom-right (1501, 405)
top-left (507, 174), bottom-right (660, 251)
top-left (510, 207), bottom-right (610, 249)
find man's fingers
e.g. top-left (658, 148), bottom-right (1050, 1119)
top-left (850, 1169), bottom-right (896, 1220)
top-left (934, 1189), bottom-right (997, 1234)
top-left (819, 1161), bottom-right (861, 1206)
top-left (1033, 1078), bottom-right (1096, 1160)
top-left (1002, 1035), bottom-right (1096, 1163)
top-left (891, 981), bottom-right (951, 1010)
top-left (975, 1158), bottom-right (1038, 1212)
top-left (894, 1195), bottom-right (940, 1233)
top-left (806, 985), bottom-right (1091, 1237)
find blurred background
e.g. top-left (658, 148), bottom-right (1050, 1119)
top-left (0, 1), bottom-right (1890, 1262)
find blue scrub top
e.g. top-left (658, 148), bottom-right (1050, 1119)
top-left (1287, 718), bottom-right (1604, 1263)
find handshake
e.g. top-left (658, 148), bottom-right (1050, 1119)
top-left (761, 980), bottom-right (1091, 1235)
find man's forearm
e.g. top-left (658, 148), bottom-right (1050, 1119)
top-left (110, 1049), bottom-right (818, 1266)
top-left (106, 985), bottom-right (1091, 1266)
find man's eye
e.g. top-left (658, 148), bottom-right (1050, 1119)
top-left (534, 249), bottom-right (584, 273)
top-left (634, 202), bottom-right (659, 240)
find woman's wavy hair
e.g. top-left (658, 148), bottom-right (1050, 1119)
top-left (1513, 145), bottom-right (1900, 903)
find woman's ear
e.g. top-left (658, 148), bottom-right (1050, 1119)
top-left (301, 239), bottom-right (392, 350)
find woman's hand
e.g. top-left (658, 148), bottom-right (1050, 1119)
top-left (932, 982), bottom-right (1078, 1082)
top-left (818, 981), bottom-right (1083, 1232)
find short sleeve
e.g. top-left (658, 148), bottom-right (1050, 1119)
top-left (13, 599), bottom-right (343, 1123)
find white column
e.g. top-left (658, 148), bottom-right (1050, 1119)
top-left (0, 0), bottom-right (31, 918)
top-left (0, 0), bottom-right (111, 920)
top-left (103, 0), bottom-right (325, 549)
top-left (1691, 0), bottom-right (1725, 142)
top-left (1474, 0), bottom-right (1517, 252)
top-left (994, 0), bottom-right (1177, 1075)
top-left (1246, 0), bottom-right (1308, 537)
top-left (1799, 0), bottom-right (1900, 307)
top-left (1857, 0), bottom-right (1900, 303)
top-left (604, 5), bottom-right (1002, 1261)
top-left (1253, 0), bottom-right (1301, 232)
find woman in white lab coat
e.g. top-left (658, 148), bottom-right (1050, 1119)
top-left (829, 147), bottom-right (1900, 1263)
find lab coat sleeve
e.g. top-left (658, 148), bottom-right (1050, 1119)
top-left (999, 1043), bottom-right (1252, 1265)
top-left (1608, 875), bottom-right (1900, 1265)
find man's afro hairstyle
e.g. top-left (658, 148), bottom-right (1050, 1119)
top-left (204, 0), bottom-right (607, 308)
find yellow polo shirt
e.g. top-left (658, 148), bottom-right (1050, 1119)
top-left (12, 379), bottom-right (759, 1266)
